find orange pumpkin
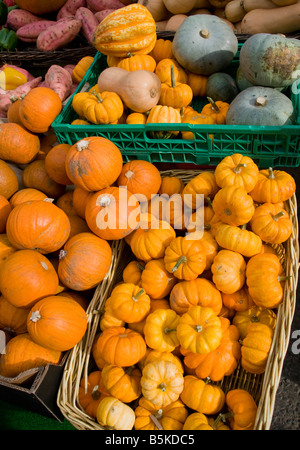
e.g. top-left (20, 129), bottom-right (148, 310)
top-left (0, 234), bottom-right (16, 272)
top-left (117, 53), bottom-right (157, 72)
top-left (78, 371), bottom-right (109, 419)
top-left (9, 188), bottom-right (47, 209)
top-left (0, 195), bottom-right (11, 233)
top-left (211, 249), bottom-right (246, 294)
top-left (0, 122), bottom-right (40, 165)
top-left (182, 171), bottom-right (219, 210)
top-left (180, 375), bottom-right (225, 415)
top-left (141, 258), bottom-right (177, 299)
top-left (0, 160), bottom-right (19, 200)
top-left (212, 185), bottom-right (255, 226)
top-left (135, 397), bottom-right (188, 431)
top-left (44, 143), bottom-right (73, 186)
top-left (214, 153), bottom-right (259, 193)
top-left (249, 167), bottom-right (296, 203)
top-left (250, 202), bottom-right (293, 244)
top-left (106, 283), bottom-right (151, 323)
top-left (215, 389), bottom-right (257, 430)
top-left (0, 295), bottom-right (29, 334)
top-left (159, 176), bottom-right (184, 197)
top-left (101, 364), bottom-right (142, 403)
top-left (22, 159), bottom-right (66, 199)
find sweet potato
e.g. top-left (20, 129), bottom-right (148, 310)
top-left (94, 9), bottom-right (115, 22)
top-left (0, 76), bottom-right (42, 117)
top-left (44, 65), bottom-right (73, 101)
top-left (6, 9), bottom-right (41, 31)
top-left (86, 0), bottom-right (124, 12)
top-left (57, 0), bottom-right (87, 20)
top-left (75, 7), bottom-right (99, 44)
top-left (16, 20), bottom-right (56, 42)
top-left (36, 17), bottom-right (82, 51)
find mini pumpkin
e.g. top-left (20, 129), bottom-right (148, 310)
top-left (241, 323), bottom-right (274, 374)
top-left (215, 389), bottom-right (257, 430)
top-left (96, 396), bottom-right (135, 430)
top-left (159, 65), bottom-right (193, 109)
top-left (180, 375), bottom-right (225, 415)
top-left (201, 97), bottom-right (230, 124)
top-left (215, 223), bottom-right (262, 258)
top-left (212, 185), bottom-right (255, 226)
top-left (78, 371), bottom-right (109, 419)
top-left (143, 309), bottom-right (180, 352)
top-left (250, 202), bottom-right (293, 244)
top-left (101, 364), bottom-right (142, 403)
top-left (211, 249), bottom-right (246, 294)
top-left (214, 153), bottom-right (259, 192)
top-left (135, 397), bottom-right (188, 431)
top-left (249, 167), bottom-right (296, 203)
top-left (232, 305), bottom-right (277, 340)
top-left (141, 258), bottom-right (177, 299)
top-left (164, 236), bottom-right (206, 280)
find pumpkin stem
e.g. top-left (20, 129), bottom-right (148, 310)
top-left (268, 167), bottom-right (275, 179)
top-left (195, 324), bottom-right (203, 333)
top-left (132, 288), bottom-right (145, 302)
top-left (137, 262), bottom-right (145, 271)
top-left (29, 310), bottom-right (42, 323)
top-left (164, 327), bottom-right (177, 334)
top-left (205, 196), bottom-right (213, 208)
top-left (91, 385), bottom-right (101, 401)
top-left (172, 255), bottom-right (187, 272)
top-left (278, 275), bottom-right (292, 281)
top-left (272, 212), bottom-right (285, 221)
top-left (98, 195), bottom-right (111, 207)
top-left (255, 96), bottom-right (267, 107)
top-left (125, 169), bottom-right (134, 179)
top-left (59, 249), bottom-right (67, 260)
top-left (170, 65), bottom-right (176, 88)
top-left (91, 89), bottom-right (103, 103)
top-left (233, 163), bottom-right (247, 174)
top-left (251, 313), bottom-right (260, 323)
top-left (200, 29), bottom-right (210, 39)
top-left (149, 413), bottom-right (164, 431)
top-left (207, 97), bottom-right (220, 113)
top-left (213, 411), bottom-right (234, 429)
top-left (76, 139), bottom-right (89, 152)
top-left (158, 382), bottom-right (167, 392)
top-left (240, 224), bottom-right (247, 230)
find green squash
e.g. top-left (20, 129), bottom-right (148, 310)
top-left (172, 14), bottom-right (238, 76)
top-left (236, 66), bottom-right (254, 92)
top-left (226, 86), bottom-right (295, 126)
top-left (206, 72), bottom-right (239, 103)
top-left (239, 33), bottom-right (300, 88)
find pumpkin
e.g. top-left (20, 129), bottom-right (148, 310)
top-left (141, 258), bottom-right (177, 299)
top-left (72, 187), bottom-right (93, 219)
top-left (181, 317), bottom-right (241, 381)
top-left (105, 283), bottom-right (150, 323)
top-left (185, 230), bottom-right (218, 271)
top-left (9, 188), bottom-right (47, 209)
top-left (139, 348), bottom-right (183, 373)
top-left (78, 371), bottom-right (109, 419)
top-left (117, 160), bottom-right (161, 202)
top-left (65, 137), bottom-right (123, 192)
top-left (159, 176), bottom-right (184, 197)
top-left (159, 65), bottom-right (193, 109)
top-left (169, 277), bottom-right (222, 315)
top-left (249, 167), bottom-right (296, 203)
top-left (182, 171), bottom-right (219, 210)
top-left (130, 219), bottom-right (176, 262)
top-left (141, 360), bottom-right (184, 408)
top-left (186, 72), bottom-right (208, 97)
top-left (150, 38), bottom-right (174, 63)
top-left (0, 123), bottom-right (40, 165)
top-left (22, 160), bottom-right (66, 199)
top-left (214, 153), bottom-right (259, 193)
top-left (101, 364), bottom-right (142, 403)
top-left (19, 87), bottom-right (62, 133)
top-left (123, 260), bottom-right (145, 286)
top-left (155, 58), bottom-right (187, 84)
top-left (181, 113), bottom-right (214, 140)
top-left (72, 56), bottom-right (94, 84)
top-left (164, 236), bottom-right (206, 280)
top-left (93, 4), bottom-right (157, 57)
top-left (211, 249), bottom-right (246, 294)
top-left (212, 185), bottom-right (255, 226)
top-left (44, 143), bottom-right (72, 186)
top-left (117, 53), bottom-right (157, 72)
top-left (215, 389), bottom-right (257, 430)
top-left (0, 249), bottom-right (59, 309)
top-left (226, 87), bottom-right (295, 126)
top-left (97, 66), bottom-right (161, 113)
top-left (134, 397), bottom-right (188, 431)
top-left (96, 396), bottom-right (135, 430)
top-left (172, 14), bottom-right (238, 75)
top-left (206, 73), bottom-right (239, 103)
top-left (57, 290), bottom-right (89, 311)
top-left (93, 326), bottom-right (147, 367)
top-left (0, 234), bottom-right (16, 272)
top-left (215, 223), bottom-right (262, 258)
top-left (143, 309), bottom-right (180, 352)
top-left (0, 295), bottom-right (29, 335)
top-left (100, 309), bottom-right (125, 331)
top-left (0, 333), bottom-right (61, 379)
top-left (222, 286), bottom-right (254, 313)
top-left (239, 33), bottom-right (300, 88)
top-left (55, 191), bottom-right (76, 216)
top-left (177, 305), bottom-right (223, 354)
top-left (7, 95), bottom-right (24, 126)
top-left (232, 305), bottom-right (277, 339)
top-left (180, 375), bottom-right (225, 415)
top-left (126, 112), bottom-right (147, 124)
top-left (183, 412), bottom-right (213, 430)
top-left (27, 295), bottom-right (88, 351)
top-left (58, 232), bottom-right (112, 291)
top-left (79, 90), bottom-right (124, 125)
top-left (246, 253), bottom-right (286, 308)
top-left (85, 186), bottom-right (140, 240)
top-left (241, 322), bottom-right (274, 374)
top-left (0, 160), bottom-right (19, 200)
top-left (146, 105), bottom-right (182, 139)
top-left (6, 198), bottom-right (70, 254)
top-left (201, 97), bottom-right (230, 124)
top-left (14, 0), bottom-right (67, 15)
top-left (0, 195), bottom-right (11, 233)
top-left (250, 202), bottom-right (293, 244)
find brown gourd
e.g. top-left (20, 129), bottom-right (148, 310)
top-left (242, 0), bottom-right (280, 11)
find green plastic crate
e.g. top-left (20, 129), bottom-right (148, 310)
top-left (52, 44), bottom-right (300, 168)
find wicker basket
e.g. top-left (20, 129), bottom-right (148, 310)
top-left (56, 169), bottom-right (299, 431)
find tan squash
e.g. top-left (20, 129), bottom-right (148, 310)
top-left (241, 2), bottom-right (300, 34)
top-left (137, 0), bottom-right (168, 21)
top-left (271, 0), bottom-right (298, 5)
top-left (225, 0), bottom-right (246, 22)
top-left (242, 0), bottom-right (280, 11)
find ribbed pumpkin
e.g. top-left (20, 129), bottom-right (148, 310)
top-left (0, 123), bottom-right (40, 165)
top-left (0, 249), bottom-right (59, 308)
top-left (117, 53), bottom-right (157, 72)
top-left (141, 258), bottom-right (177, 299)
top-left (215, 223), bottom-right (262, 258)
top-left (93, 4), bottom-right (157, 57)
top-left (6, 198), bottom-right (70, 254)
top-left (134, 397), bottom-right (188, 431)
top-left (182, 171), bottom-right (219, 210)
top-left (96, 396), bottom-right (135, 430)
top-left (58, 232), bottom-right (112, 291)
top-left (211, 249), bottom-right (246, 294)
top-left (250, 202), bottom-right (293, 244)
top-left (232, 305), bottom-right (277, 340)
top-left (180, 375), bottom-right (225, 415)
top-left (241, 322), bottom-right (274, 374)
top-left (0, 160), bottom-right (19, 200)
top-left (249, 167), bottom-right (296, 204)
top-left (19, 87), bottom-right (62, 133)
top-left (212, 185), bottom-right (255, 226)
top-left (0, 233), bottom-right (16, 272)
top-left (214, 153), bottom-right (259, 193)
top-left (217, 389), bottom-right (258, 430)
top-left (27, 295), bottom-right (88, 351)
top-left (0, 295), bottom-right (29, 335)
top-left (65, 137), bottom-right (123, 192)
top-left (0, 195), bottom-right (11, 232)
top-left (72, 56), bottom-right (94, 84)
top-left (105, 283), bottom-right (151, 323)
top-left (183, 413), bottom-right (213, 431)
top-left (78, 371), bottom-right (109, 419)
top-left (101, 364), bottom-right (142, 403)
top-left (0, 333), bottom-right (61, 379)
top-left (143, 309), bottom-right (180, 352)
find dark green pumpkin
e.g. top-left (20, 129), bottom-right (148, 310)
top-left (239, 33), bottom-right (300, 88)
top-left (172, 14), bottom-right (238, 76)
top-left (206, 72), bottom-right (239, 103)
top-left (226, 86), bottom-right (295, 126)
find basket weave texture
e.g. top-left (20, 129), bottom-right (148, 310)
top-left (56, 169), bottom-right (299, 431)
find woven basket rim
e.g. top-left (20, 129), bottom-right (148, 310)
top-left (56, 169), bottom-right (299, 431)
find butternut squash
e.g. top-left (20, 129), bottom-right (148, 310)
top-left (241, 2), bottom-right (300, 34)
top-left (225, 0), bottom-right (246, 22)
top-left (272, 0), bottom-right (297, 5)
top-left (97, 67), bottom-right (161, 112)
top-left (242, 0), bottom-right (279, 11)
